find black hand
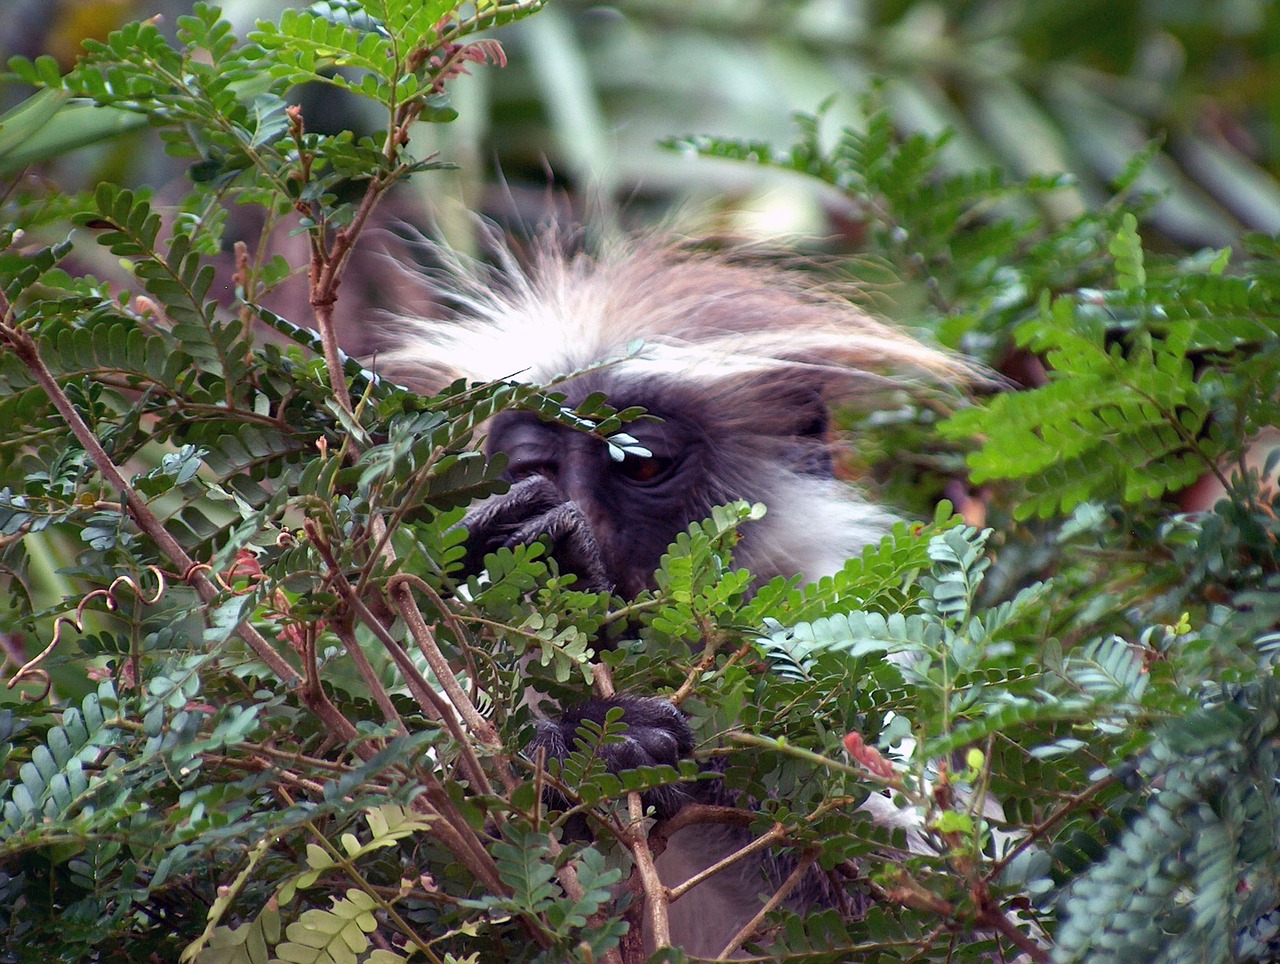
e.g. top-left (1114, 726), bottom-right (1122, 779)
top-left (530, 696), bottom-right (695, 820)
top-left (456, 475), bottom-right (560, 576)
top-left (456, 476), bottom-right (613, 592)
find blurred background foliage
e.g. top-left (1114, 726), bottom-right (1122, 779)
top-left (7, 0), bottom-right (1280, 256)
top-left (8, 0), bottom-right (1280, 626)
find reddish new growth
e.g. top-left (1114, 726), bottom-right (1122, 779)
top-left (223, 548), bottom-right (324, 652)
top-left (843, 730), bottom-right (897, 781)
top-left (428, 34), bottom-right (507, 91)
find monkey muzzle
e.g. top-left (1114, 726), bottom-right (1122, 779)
top-left (455, 475), bottom-right (613, 593)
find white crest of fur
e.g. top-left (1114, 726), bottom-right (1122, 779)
top-left (378, 232), bottom-right (968, 396)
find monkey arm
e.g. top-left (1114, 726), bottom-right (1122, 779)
top-left (456, 476), bottom-right (613, 593)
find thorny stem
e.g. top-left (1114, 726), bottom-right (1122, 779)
top-left (670, 609), bottom-right (723, 707)
top-left (588, 662), bottom-right (660, 963)
top-left (651, 803), bottom-right (756, 848)
top-left (974, 895), bottom-right (1051, 963)
top-left (305, 116), bottom-right (398, 415)
top-left (298, 166), bottom-right (513, 785)
top-left (405, 575), bottom-right (481, 684)
top-left (292, 111), bottom-right (585, 939)
top-left (875, 868), bottom-right (1051, 962)
top-left (202, 752), bottom-right (331, 797)
top-left (337, 583), bottom-right (456, 725)
top-left (304, 69), bottom-right (431, 416)
top-left (287, 108), bottom-right (539, 896)
top-left (323, 568), bottom-right (499, 798)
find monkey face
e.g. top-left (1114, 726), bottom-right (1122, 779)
top-left (469, 385), bottom-right (717, 597)
top-left (454, 369), bottom-right (851, 596)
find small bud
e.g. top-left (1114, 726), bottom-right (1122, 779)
top-left (843, 731), bottom-right (896, 779)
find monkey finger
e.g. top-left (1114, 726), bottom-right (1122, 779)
top-left (458, 475), bottom-right (561, 536)
top-left (454, 475), bottom-right (563, 574)
top-left (531, 696), bottom-right (698, 819)
top-left (504, 502), bottom-right (613, 593)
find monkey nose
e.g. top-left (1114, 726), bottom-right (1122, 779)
top-left (556, 465), bottom-right (595, 507)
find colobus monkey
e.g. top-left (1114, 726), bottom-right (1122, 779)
top-left (381, 230), bottom-right (965, 957)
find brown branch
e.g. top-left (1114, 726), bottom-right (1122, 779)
top-left (306, 153), bottom-right (397, 415)
top-left (665, 821), bottom-right (789, 904)
top-left (717, 848), bottom-right (819, 960)
top-left (330, 575), bottom-right (499, 797)
top-left (973, 897), bottom-right (1051, 964)
top-left (332, 620), bottom-right (406, 736)
top-left (671, 639), bottom-right (751, 707)
top-left (388, 573), bottom-right (500, 745)
top-left (624, 790), bottom-right (670, 952)
top-left (0, 317), bottom-right (303, 691)
top-left (342, 587), bottom-right (454, 723)
top-left (404, 575), bottom-right (493, 710)
top-left (201, 752), bottom-right (331, 797)
top-left (592, 657), bottom-right (617, 700)
top-left (989, 775), bottom-right (1116, 878)
top-left (304, 501), bottom-right (508, 804)
top-left (649, 803), bottom-right (755, 858)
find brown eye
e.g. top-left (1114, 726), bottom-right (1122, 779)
top-left (617, 455), bottom-right (675, 485)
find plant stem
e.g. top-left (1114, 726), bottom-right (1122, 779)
top-left (0, 312), bottom-right (302, 690)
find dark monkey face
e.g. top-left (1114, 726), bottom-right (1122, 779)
top-left (456, 374), bottom-right (835, 597)
top-left (459, 379), bottom-right (720, 598)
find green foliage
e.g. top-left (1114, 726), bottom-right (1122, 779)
top-left (666, 96), bottom-right (1280, 963)
top-left (4, 4), bottom-right (1280, 964)
top-left (485, 0), bottom-right (1280, 253)
top-left (939, 216), bottom-right (1280, 520)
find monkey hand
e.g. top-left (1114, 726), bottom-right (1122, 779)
top-left (530, 696), bottom-right (696, 820)
top-left (457, 476), bottom-right (613, 593)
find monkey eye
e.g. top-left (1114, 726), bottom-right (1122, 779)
top-left (507, 458), bottom-right (553, 482)
top-left (616, 454), bottom-right (676, 486)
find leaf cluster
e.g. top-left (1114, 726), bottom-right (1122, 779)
top-left (4, 5), bottom-right (1280, 964)
top-left (667, 94), bottom-right (1280, 962)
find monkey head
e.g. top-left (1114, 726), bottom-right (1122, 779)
top-left (379, 230), bottom-right (966, 596)
top-left (376, 230), bottom-right (975, 952)
top-left (461, 371), bottom-right (864, 596)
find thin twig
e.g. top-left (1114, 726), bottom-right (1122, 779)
top-left (0, 314), bottom-right (302, 691)
top-left (716, 848), bottom-right (819, 960)
top-left (332, 620), bottom-right (406, 736)
top-left (343, 585), bottom-right (496, 795)
top-left (665, 821), bottom-right (789, 904)
top-left (989, 775), bottom-right (1116, 878)
top-left (388, 573), bottom-right (500, 743)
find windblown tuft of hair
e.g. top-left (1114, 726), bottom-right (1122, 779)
top-left (378, 231), bottom-right (971, 585)
top-left (379, 231), bottom-right (964, 393)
